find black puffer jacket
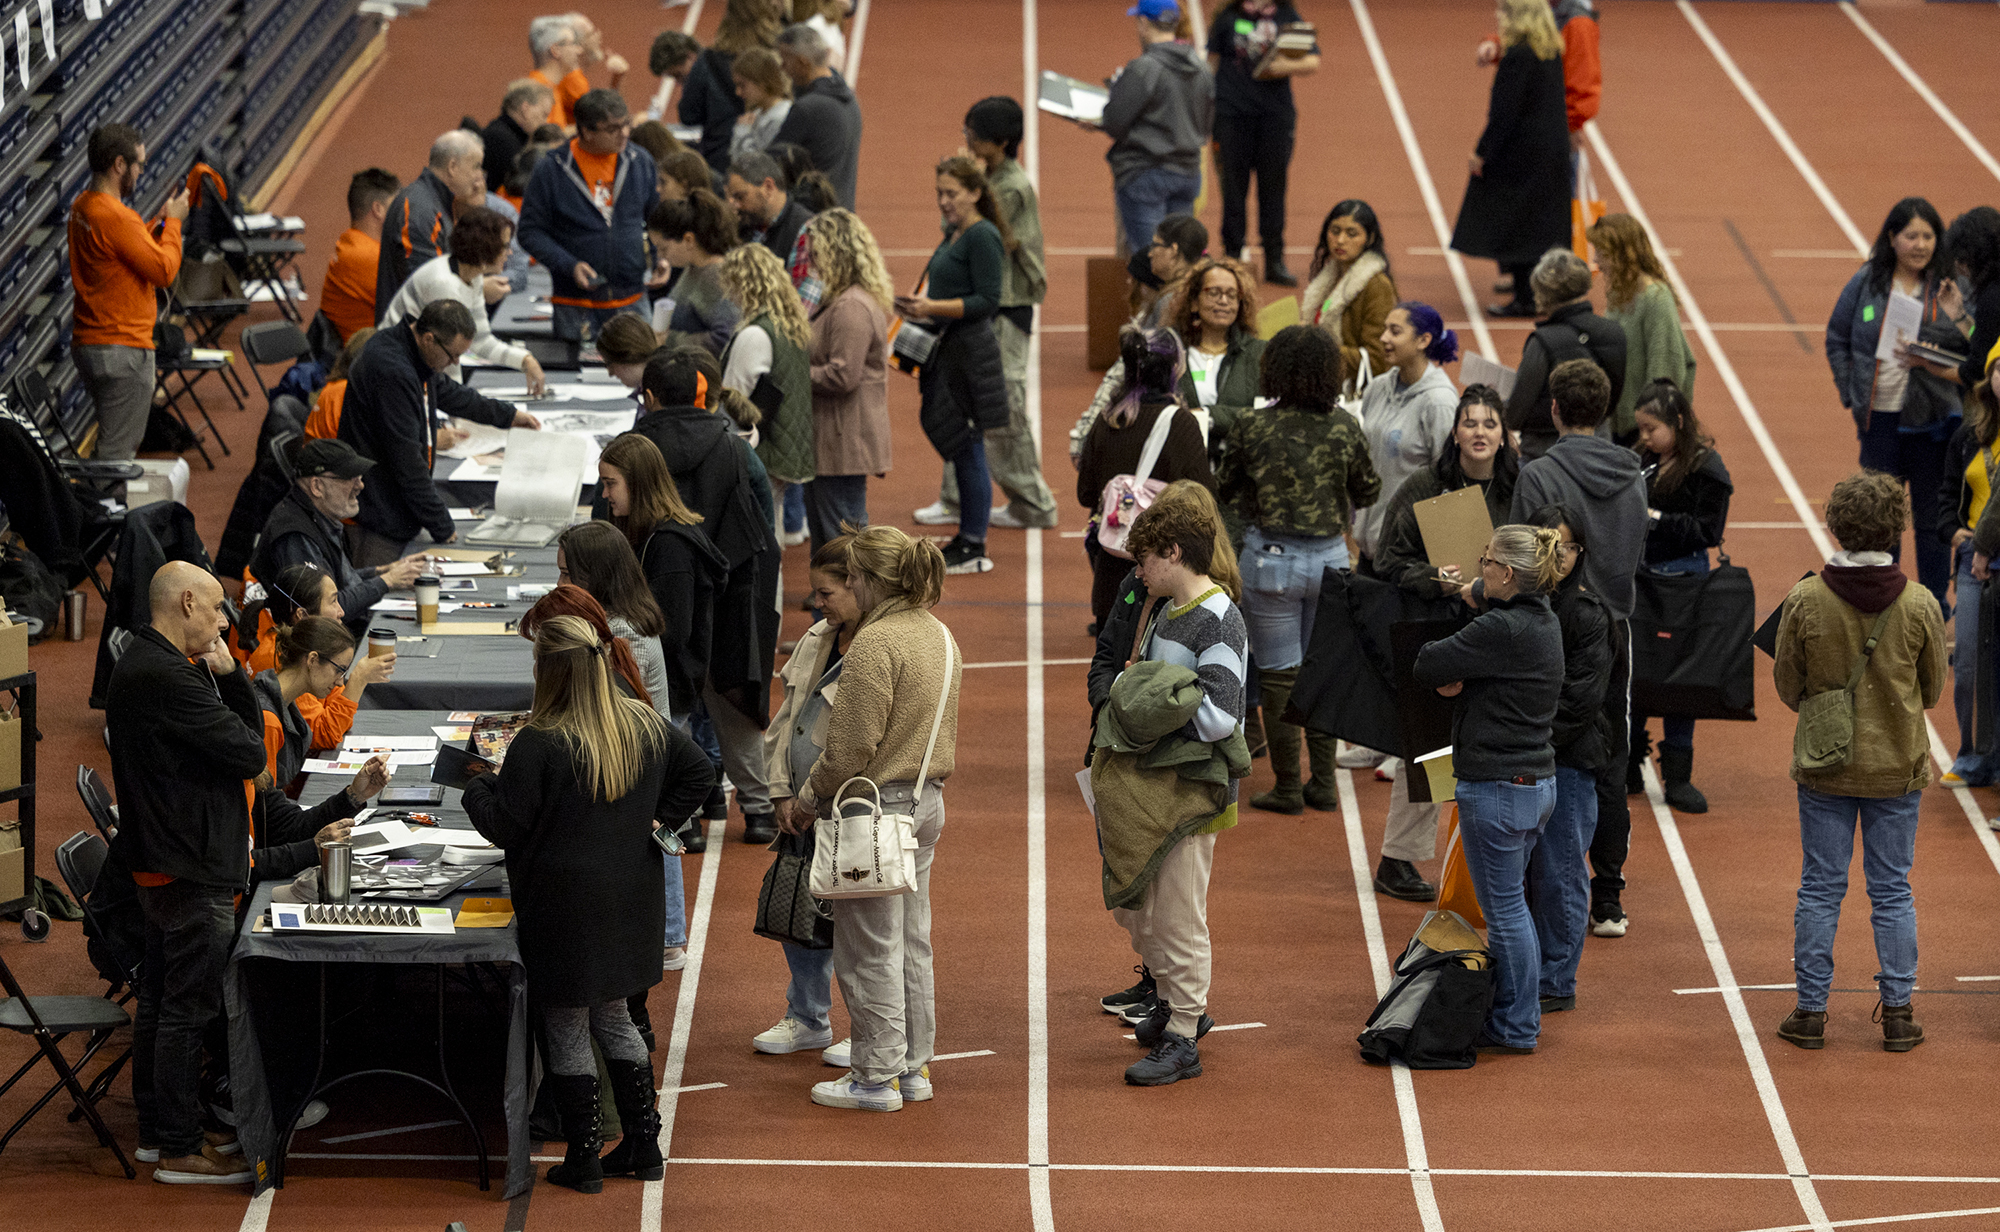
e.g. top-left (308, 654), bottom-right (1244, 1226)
top-left (1640, 448), bottom-right (1732, 565)
top-left (918, 319), bottom-right (1009, 460)
top-left (1548, 576), bottom-right (1613, 772)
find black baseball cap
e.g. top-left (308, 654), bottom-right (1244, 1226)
top-left (293, 438), bottom-right (375, 480)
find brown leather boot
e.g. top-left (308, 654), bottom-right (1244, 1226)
top-left (1776, 1005), bottom-right (1825, 1050)
top-left (1877, 1001), bottom-right (1924, 1053)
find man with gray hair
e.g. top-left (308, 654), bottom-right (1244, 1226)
top-left (527, 13), bottom-right (585, 128)
top-left (1503, 246), bottom-right (1627, 459)
top-left (482, 78), bottom-right (554, 195)
top-left (373, 129), bottom-right (485, 319)
top-left (772, 23), bottom-right (862, 209)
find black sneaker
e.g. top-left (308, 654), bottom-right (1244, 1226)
top-left (1539, 994), bottom-right (1576, 1014)
top-left (741, 812), bottom-right (778, 844)
top-left (1118, 992), bottom-right (1158, 1027)
top-left (1263, 260), bottom-right (1299, 288)
top-left (1100, 965), bottom-right (1154, 1015)
top-left (941, 536), bottom-right (993, 575)
top-left (702, 783), bottom-right (729, 821)
top-left (677, 820), bottom-right (707, 854)
top-left (1133, 1000), bottom-right (1214, 1049)
top-left (1124, 1031), bottom-right (1202, 1086)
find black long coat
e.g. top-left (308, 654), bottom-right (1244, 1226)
top-left (1449, 44), bottom-right (1571, 267)
top-left (463, 720), bottom-right (713, 1007)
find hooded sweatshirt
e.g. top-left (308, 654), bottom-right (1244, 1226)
top-left (772, 71), bottom-right (862, 210)
top-left (1353, 363), bottom-right (1459, 559)
top-left (1512, 432), bottom-right (1648, 619)
top-left (1101, 41), bottom-right (1215, 185)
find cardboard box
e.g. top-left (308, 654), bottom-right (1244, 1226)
top-left (0, 712), bottom-right (17, 793)
top-left (0, 821), bottom-right (21, 908)
top-left (126, 458), bottom-right (191, 510)
top-left (0, 614), bottom-right (25, 678)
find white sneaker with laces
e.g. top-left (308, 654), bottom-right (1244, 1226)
top-left (899, 1063), bottom-right (933, 1102)
top-left (810, 1071), bottom-right (902, 1111)
top-left (1336, 743), bottom-right (1386, 769)
top-left (987, 506), bottom-right (1028, 530)
top-left (1591, 914), bottom-right (1629, 938)
top-left (753, 1016), bottom-right (834, 1054)
top-left (821, 1036), bottom-right (852, 1068)
top-left (912, 501), bottom-right (959, 526)
top-left (663, 946), bottom-right (688, 971)
top-left (780, 528), bottom-right (810, 547)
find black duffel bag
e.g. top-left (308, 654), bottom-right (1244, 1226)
top-left (1630, 553), bottom-right (1758, 722)
top-left (1358, 910), bottom-right (1494, 1070)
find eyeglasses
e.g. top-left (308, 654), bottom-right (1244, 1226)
top-left (1560, 542), bottom-right (1583, 556)
top-left (591, 117), bottom-right (632, 135)
top-left (1199, 287), bottom-right (1239, 303)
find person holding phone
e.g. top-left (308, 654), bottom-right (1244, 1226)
top-left (463, 616), bottom-right (711, 1193)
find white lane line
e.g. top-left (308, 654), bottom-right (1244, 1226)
top-left (844, 0), bottom-right (869, 89)
top-left (1734, 1205), bottom-right (2000, 1232)
top-left (933, 1049), bottom-right (999, 1061)
top-left (1022, 7), bottom-right (1053, 1225)
top-left (1675, 984), bottom-right (1797, 996)
top-left (1838, 2), bottom-right (2000, 184)
top-left (1337, 768), bottom-right (1446, 1232)
top-left (1772, 249), bottom-right (1870, 260)
top-left (674, 1082), bottom-right (727, 1094)
top-left (1956, 976), bottom-right (2000, 983)
top-left (680, 0), bottom-right (703, 35)
top-left (663, 1157), bottom-right (2000, 1183)
top-left (237, 1190), bottom-right (274, 1232)
top-left (1344, 0), bottom-right (1495, 361)
top-left (1120, 1021), bottom-right (1266, 1041)
top-left (1640, 761), bottom-right (1833, 1231)
top-left (1676, 1), bottom-right (1867, 255)
top-left (319, 1118), bottom-right (461, 1145)
top-left (642, 817), bottom-right (725, 1232)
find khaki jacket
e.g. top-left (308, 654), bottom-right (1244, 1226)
top-left (1775, 576), bottom-right (1946, 798)
top-left (764, 620), bottom-right (841, 801)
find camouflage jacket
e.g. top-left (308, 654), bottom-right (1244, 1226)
top-left (1216, 404), bottom-right (1381, 539)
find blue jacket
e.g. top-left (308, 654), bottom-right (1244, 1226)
top-left (1825, 264), bottom-right (1947, 431)
top-left (517, 141), bottom-right (659, 305)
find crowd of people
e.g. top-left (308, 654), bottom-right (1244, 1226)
top-left (55, 0), bottom-right (1991, 1194)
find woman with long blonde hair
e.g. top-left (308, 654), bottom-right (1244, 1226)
top-left (779, 527), bottom-right (962, 1112)
top-left (803, 209), bottom-right (893, 550)
top-left (1587, 213), bottom-right (1696, 439)
top-left (1449, 0), bottom-right (1571, 318)
top-left (721, 243), bottom-right (817, 499)
top-left (462, 615), bottom-right (712, 1194)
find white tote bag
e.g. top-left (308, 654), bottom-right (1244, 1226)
top-left (810, 622), bottom-right (956, 900)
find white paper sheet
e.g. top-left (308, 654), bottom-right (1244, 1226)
top-left (1459, 352), bottom-right (1517, 401)
top-left (438, 419), bottom-right (510, 459)
top-left (448, 457), bottom-right (506, 482)
top-left (302, 752), bottom-right (436, 773)
top-left (1876, 290), bottom-right (1924, 362)
top-left (494, 427), bottom-right (589, 523)
top-left (369, 599), bottom-right (464, 614)
top-left (429, 562), bottom-right (501, 576)
top-left (347, 819), bottom-right (425, 853)
top-left (340, 735), bottom-right (439, 752)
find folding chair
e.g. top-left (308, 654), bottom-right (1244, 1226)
top-left (237, 321), bottom-right (312, 407)
top-left (74, 766), bottom-right (117, 843)
top-left (0, 929), bottom-right (136, 1176)
top-left (151, 311), bottom-right (233, 471)
top-left (187, 159), bottom-right (307, 324)
top-left (53, 832), bottom-right (141, 1123)
top-left (0, 402), bottom-right (133, 603)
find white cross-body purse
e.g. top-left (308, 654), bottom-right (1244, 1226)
top-left (810, 622), bottom-right (955, 900)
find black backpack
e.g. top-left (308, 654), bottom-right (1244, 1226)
top-left (0, 536), bottom-right (64, 642)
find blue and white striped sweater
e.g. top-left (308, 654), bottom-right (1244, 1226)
top-left (1143, 588), bottom-right (1248, 744)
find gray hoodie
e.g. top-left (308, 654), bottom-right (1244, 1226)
top-left (1353, 364), bottom-right (1460, 559)
top-left (1511, 432), bottom-right (1648, 620)
top-left (1102, 41), bottom-right (1214, 185)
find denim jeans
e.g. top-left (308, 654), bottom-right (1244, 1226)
top-left (133, 880), bottom-right (238, 1156)
top-left (1113, 167), bottom-right (1201, 257)
top-left (1857, 415), bottom-right (1951, 611)
top-left (1951, 545), bottom-right (1989, 777)
top-left (949, 435), bottom-right (992, 543)
top-left (1527, 765), bottom-right (1599, 1000)
top-left (805, 473), bottom-right (869, 555)
top-left (1792, 786), bottom-right (1920, 1011)
top-left (1634, 553), bottom-right (1708, 751)
top-left (1240, 527), bottom-right (1348, 671)
top-left (1456, 776), bottom-right (1557, 1048)
top-left (783, 941), bottom-right (836, 1031)
top-left (780, 480), bottom-right (807, 535)
top-left (662, 850), bottom-right (688, 948)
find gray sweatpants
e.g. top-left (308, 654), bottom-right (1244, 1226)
top-left (830, 783), bottom-right (943, 1084)
top-left (704, 680), bottom-right (773, 816)
top-left (75, 343), bottom-right (155, 462)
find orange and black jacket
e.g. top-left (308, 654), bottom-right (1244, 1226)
top-left (373, 166), bottom-right (457, 320)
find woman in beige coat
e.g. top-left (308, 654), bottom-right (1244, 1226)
top-left (803, 208), bottom-right (893, 551)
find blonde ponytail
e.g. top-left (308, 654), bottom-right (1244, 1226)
top-left (847, 526), bottom-right (945, 617)
top-left (1489, 524), bottom-right (1565, 595)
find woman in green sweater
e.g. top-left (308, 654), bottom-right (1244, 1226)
top-left (1589, 214), bottom-right (1696, 443)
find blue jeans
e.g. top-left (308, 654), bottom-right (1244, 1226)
top-left (1456, 776), bottom-right (1557, 1048)
top-left (1857, 414), bottom-right (1951, 611)
top-left (1951, 545), bottom-right (1989, 777)
top-left (1114, 167), bottom-right (1201, 257)
top-left (780, 480), bottom-right (807, 535)
top-left (662, 850), bottom-right (688, 948)
top-left (1634, 552), bottom-right (1708, 751)
top-left (951, 435), bottom-right (992, 543)
top-left (1527, 765), bottom-right (1599, 1000)
top-left (805, 473), bottom-right (869, 555)
top-left (783, 941), bottom-right (836, 1031)
top-left (1793, 786), bottom-right (1920, 1011)
top-left (1240, 527), bottom-right (1348, 671)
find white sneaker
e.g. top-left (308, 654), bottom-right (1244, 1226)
top-left (1590, 914), bottom-right (1629, 938)
top-left (987, 505), bottom-right (1029, 530)
top-left (754, 1016), bottom-right (834, 1055)
top-left (295, 1099), bottom-right (330, 1130)
top-left (912, 501), bottom-right (959, 526)
top-left (1376, 756), bottom-right (1401, 782)
top-left (779, 528), bottom-right (810, 547)
top-left (821, 1036), bottom-right (852, 1068)
top-left (663, 947), bottom-right (688, 971)
top-left (899, 1063), bottom-right (933, 1102)
top-left (136, 1145), bottom-right (160, 1163)
top-left (1336, 743), bottom-right (1386, 770)
top-left (810, 1071), bottom-right (902, 1111)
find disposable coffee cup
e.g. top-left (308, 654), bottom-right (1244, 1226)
top-left (415, 575), bottom-right (441, 626)
top-left (368, 627), bottom-right (397, 658)
top-left (319, 841), bottom-right (353, 905)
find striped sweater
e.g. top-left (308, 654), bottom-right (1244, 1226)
top-left (1142, 586), bottom-right (1248, 744)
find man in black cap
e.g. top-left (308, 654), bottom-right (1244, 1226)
top-left (251, 437), bottom-right (429, 634)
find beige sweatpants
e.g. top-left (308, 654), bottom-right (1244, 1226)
top-left (1112, 831), bottom-right (1217, 1039)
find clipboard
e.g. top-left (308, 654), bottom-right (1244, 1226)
top-left (431, 743), bottom-right (498, 790)
top-left (1038, 70), bottom-right (1109, 125)
top-left (1412, 484), bottom-right (1494, 590)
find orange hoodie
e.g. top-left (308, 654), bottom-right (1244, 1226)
top-left (69, 191), bottom-right (182, 349)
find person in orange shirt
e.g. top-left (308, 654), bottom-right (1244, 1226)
top-left (518, 89), bottom-right (660, 341)
top-left (69, 123), bottom-right (190, 464)
top-left (320, 169), bottom-right (399, 344)
top-left (528, 14), bottom-right (587, 130)
top-left (303, 327), bottom-right (374, 440)
top-left (241, 562), bottom-right (396, 755)
top-left (250, 615), bottom-right (358, 788)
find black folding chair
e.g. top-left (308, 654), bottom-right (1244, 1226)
top-left (0, 402), bottom-right (133, 603)
top-left (237, 321), bottom-right (312, 408)
top-left (0, 926), bottom-right (135, 1176)
top-left (74, 766), bottom-right (117, 843)
top-left (53, 832), bottom-right (140, 1121)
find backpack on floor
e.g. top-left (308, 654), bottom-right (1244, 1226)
top-left (1357, 909), bottom-right (1494, 1070)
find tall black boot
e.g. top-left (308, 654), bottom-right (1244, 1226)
top-left (543, 1072), bottom-right (604, 1194)
top-left (1627, 725), bottom-right (1651, 795)
top-left (598, 1059), bottom-right (665, 1180)
top-left (1659, 745), bottom-right (1708, 814)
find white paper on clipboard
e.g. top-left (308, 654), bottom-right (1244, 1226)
top-left (1875, 291), bottom-right (1923, 362)
top-left (1459, 352), bottom-right (1517, 401)
top-left (1075, 769), bottom-right (1097, 818)
top-left (37, 0), bottom-right (54, 60)
top-left (14, 10), bottom-right (30, 89)
top-left (85, 0), bottom-right (103, 21)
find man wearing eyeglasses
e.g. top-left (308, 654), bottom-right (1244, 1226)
top-left (250, 439), bottom-right (429, 638)
top-left (518, 88), bottom-right (660, 343)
